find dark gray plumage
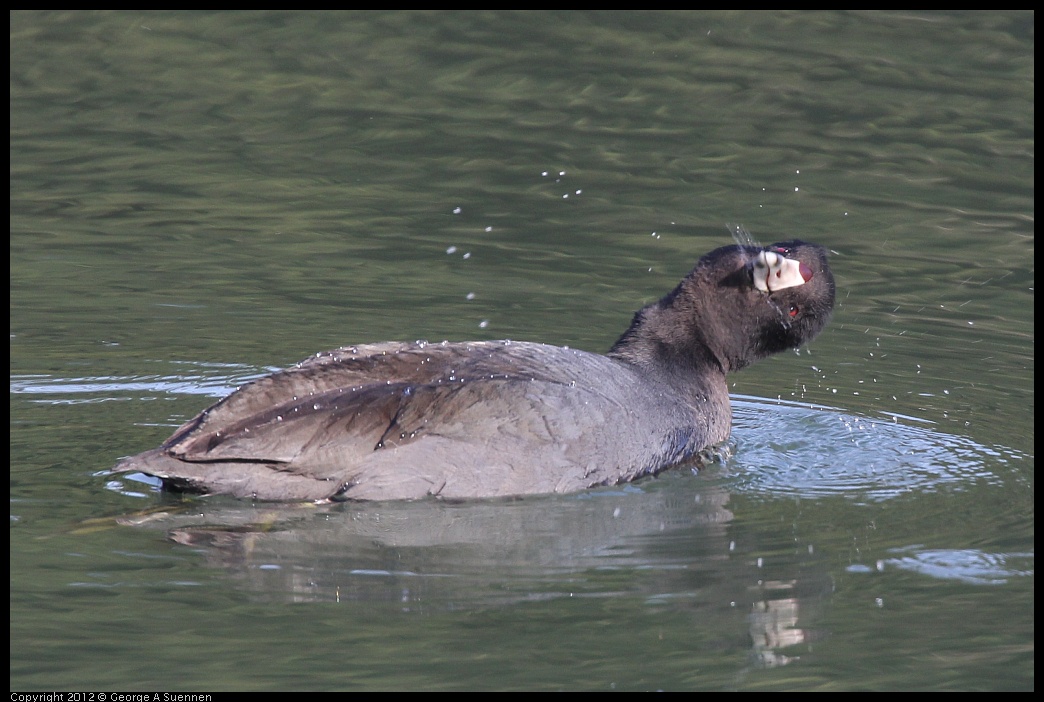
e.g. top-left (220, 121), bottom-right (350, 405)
top-left (114, 240), bottom-right (835, 502)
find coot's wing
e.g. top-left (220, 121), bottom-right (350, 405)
top-left (115, 341), bottom-right (601, 500)
top-left (158, 342), bottom-right (474, 451)
top-left (116, 374), bottom-right (605, 501)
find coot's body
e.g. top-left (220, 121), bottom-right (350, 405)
top-left (115, 240), bottom-right (835, 502)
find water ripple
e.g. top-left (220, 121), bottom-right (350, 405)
top-left (729, 395), bottom-right (1028, 503)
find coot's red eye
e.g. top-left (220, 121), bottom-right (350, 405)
top-left (789, 305), bottom-right (800, 318)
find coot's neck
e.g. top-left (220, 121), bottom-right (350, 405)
top-left (607, 299), bottom-right (727, 388)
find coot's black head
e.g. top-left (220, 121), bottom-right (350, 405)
top-left (692, 239), bottom-right (835, 371)
top-left (611, 239), bottom-right (835, 374)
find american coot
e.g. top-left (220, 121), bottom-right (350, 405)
top-left (114, 239), bottom-right (835, 502)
